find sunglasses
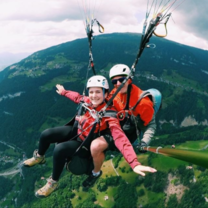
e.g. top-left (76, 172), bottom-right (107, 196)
top-left (111, 77), bottom-right (126, 85)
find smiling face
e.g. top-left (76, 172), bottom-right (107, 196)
top-left (88, 87), bottom-right (106, 107)
top-left (111, 76), bottom-right (129, 94)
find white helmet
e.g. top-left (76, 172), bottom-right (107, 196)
top-left (109, 64), bottom-right (131, 79)
top-left (87, 75), bottom-right (109, 90)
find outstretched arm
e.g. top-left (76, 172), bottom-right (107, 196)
top-left (108, 117), bottom-right (157, 176)
top-left (55, 84), bottom-right (90, 104)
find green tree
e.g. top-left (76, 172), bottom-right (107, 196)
top-left (167, 194), bottom-right (178, 208)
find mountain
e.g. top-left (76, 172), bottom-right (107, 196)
top-left (1, 33), bottom-right (208, 148)
top-left (0, 33), bottom-right (208, 208)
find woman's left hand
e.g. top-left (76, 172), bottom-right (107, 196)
top-left (56, 84), bottom-right (65, 95)
top-left (133, 165), bottom-right (157, 176)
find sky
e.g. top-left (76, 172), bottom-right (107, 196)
top-left (0, 0), bottom-right (208, 55)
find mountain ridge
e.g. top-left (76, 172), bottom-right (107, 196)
top-left (0, 33), bottom-right (208, 149)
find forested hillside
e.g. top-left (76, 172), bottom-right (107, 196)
top-left (0, 33), bottom-right (208, 208)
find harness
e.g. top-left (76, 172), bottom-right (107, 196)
top-left (117, 85), bottom-right (162, 139)
top-left (117, 84), bottom-right (140, 138)
top-left (66, 101), bottom-right (117, 175)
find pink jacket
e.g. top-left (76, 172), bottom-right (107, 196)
top-left (61, 89), bottom-right (140, 169)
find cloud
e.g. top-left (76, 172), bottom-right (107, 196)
top-left (0, 0), bottom-right (208, 54)
top-left (1, 0), bottom-right (81, 22)
top-left (0, 18), bottom-right (85, 53)
top-left (173, 0), bottom-right (208, 41)
top-left (101, 0), bottom-right (208, 50)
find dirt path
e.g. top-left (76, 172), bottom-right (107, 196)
top-left (0, 161), bottom-right (24, 177)
top-left (0, 169), bottom-right (20, 176)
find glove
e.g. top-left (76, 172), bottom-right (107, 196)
top-left (136, 141), bottom-right (147, 153)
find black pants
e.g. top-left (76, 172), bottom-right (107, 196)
top-left (37, 125), bottom-right (81, 181)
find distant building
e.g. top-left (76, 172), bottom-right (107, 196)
top-left (104, 196), bottom-right (108, 201)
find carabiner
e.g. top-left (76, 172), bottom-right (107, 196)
top-left (146, 43), bottom-right (156, 49)
top-left (117, 110), bottom-right (128, 121)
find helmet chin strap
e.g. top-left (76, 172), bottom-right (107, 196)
top-left (103, 88), bottom-right (105, 102)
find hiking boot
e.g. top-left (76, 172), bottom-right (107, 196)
top-left (82, 171), bottom-right (102, 188)
top-left (23, 150), bottom-right (46, 167)
top-left (35, 176), bottom-right (58, 198)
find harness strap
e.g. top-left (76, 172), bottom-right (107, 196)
top-left (82, 103), bottom-right (99, 120)
top-left (131, 91), bottom-right (151, 111)
top-left (124, 84), bottom-right (132, 110)
top-left (71, 101), bottom-right (85, 137)
top-left (102, 110), bottom-right (117, 118)
top-left (74, 121), bottom-right (98, 157)
top-left (125, 90), bottom-right (152, 138)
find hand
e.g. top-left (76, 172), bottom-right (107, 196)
top-left (136, 141), bottom-right (147, 153)
top-left (56, 84), bottom-right (65, 95)
top-left (133, 165), bottom-right (157, 176)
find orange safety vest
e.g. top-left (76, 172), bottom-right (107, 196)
top-left (109, 84), bottom-right (154, 126)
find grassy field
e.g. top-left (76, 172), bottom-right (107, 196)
top-left (69, 153), bottom-right (168, 207)
top-left (68, 140), bottom-right (208, 207)
top-left (150, 140), bottom-right (208, 172)
top-left (151, 154), bottom-right (188, 172)
top-left (94, 186), bottom-right (117, 208)
top-left (162, 69), bottom-right (202, 91)
top-left (39, 74), bottom-right (81, 92)
top-left (177, 140), bottom-right (208, 150)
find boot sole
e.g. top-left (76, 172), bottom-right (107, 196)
top-left (82, 171), bottom-right (102, 188)
top-left (35, 192), bottom-right (47, 198)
